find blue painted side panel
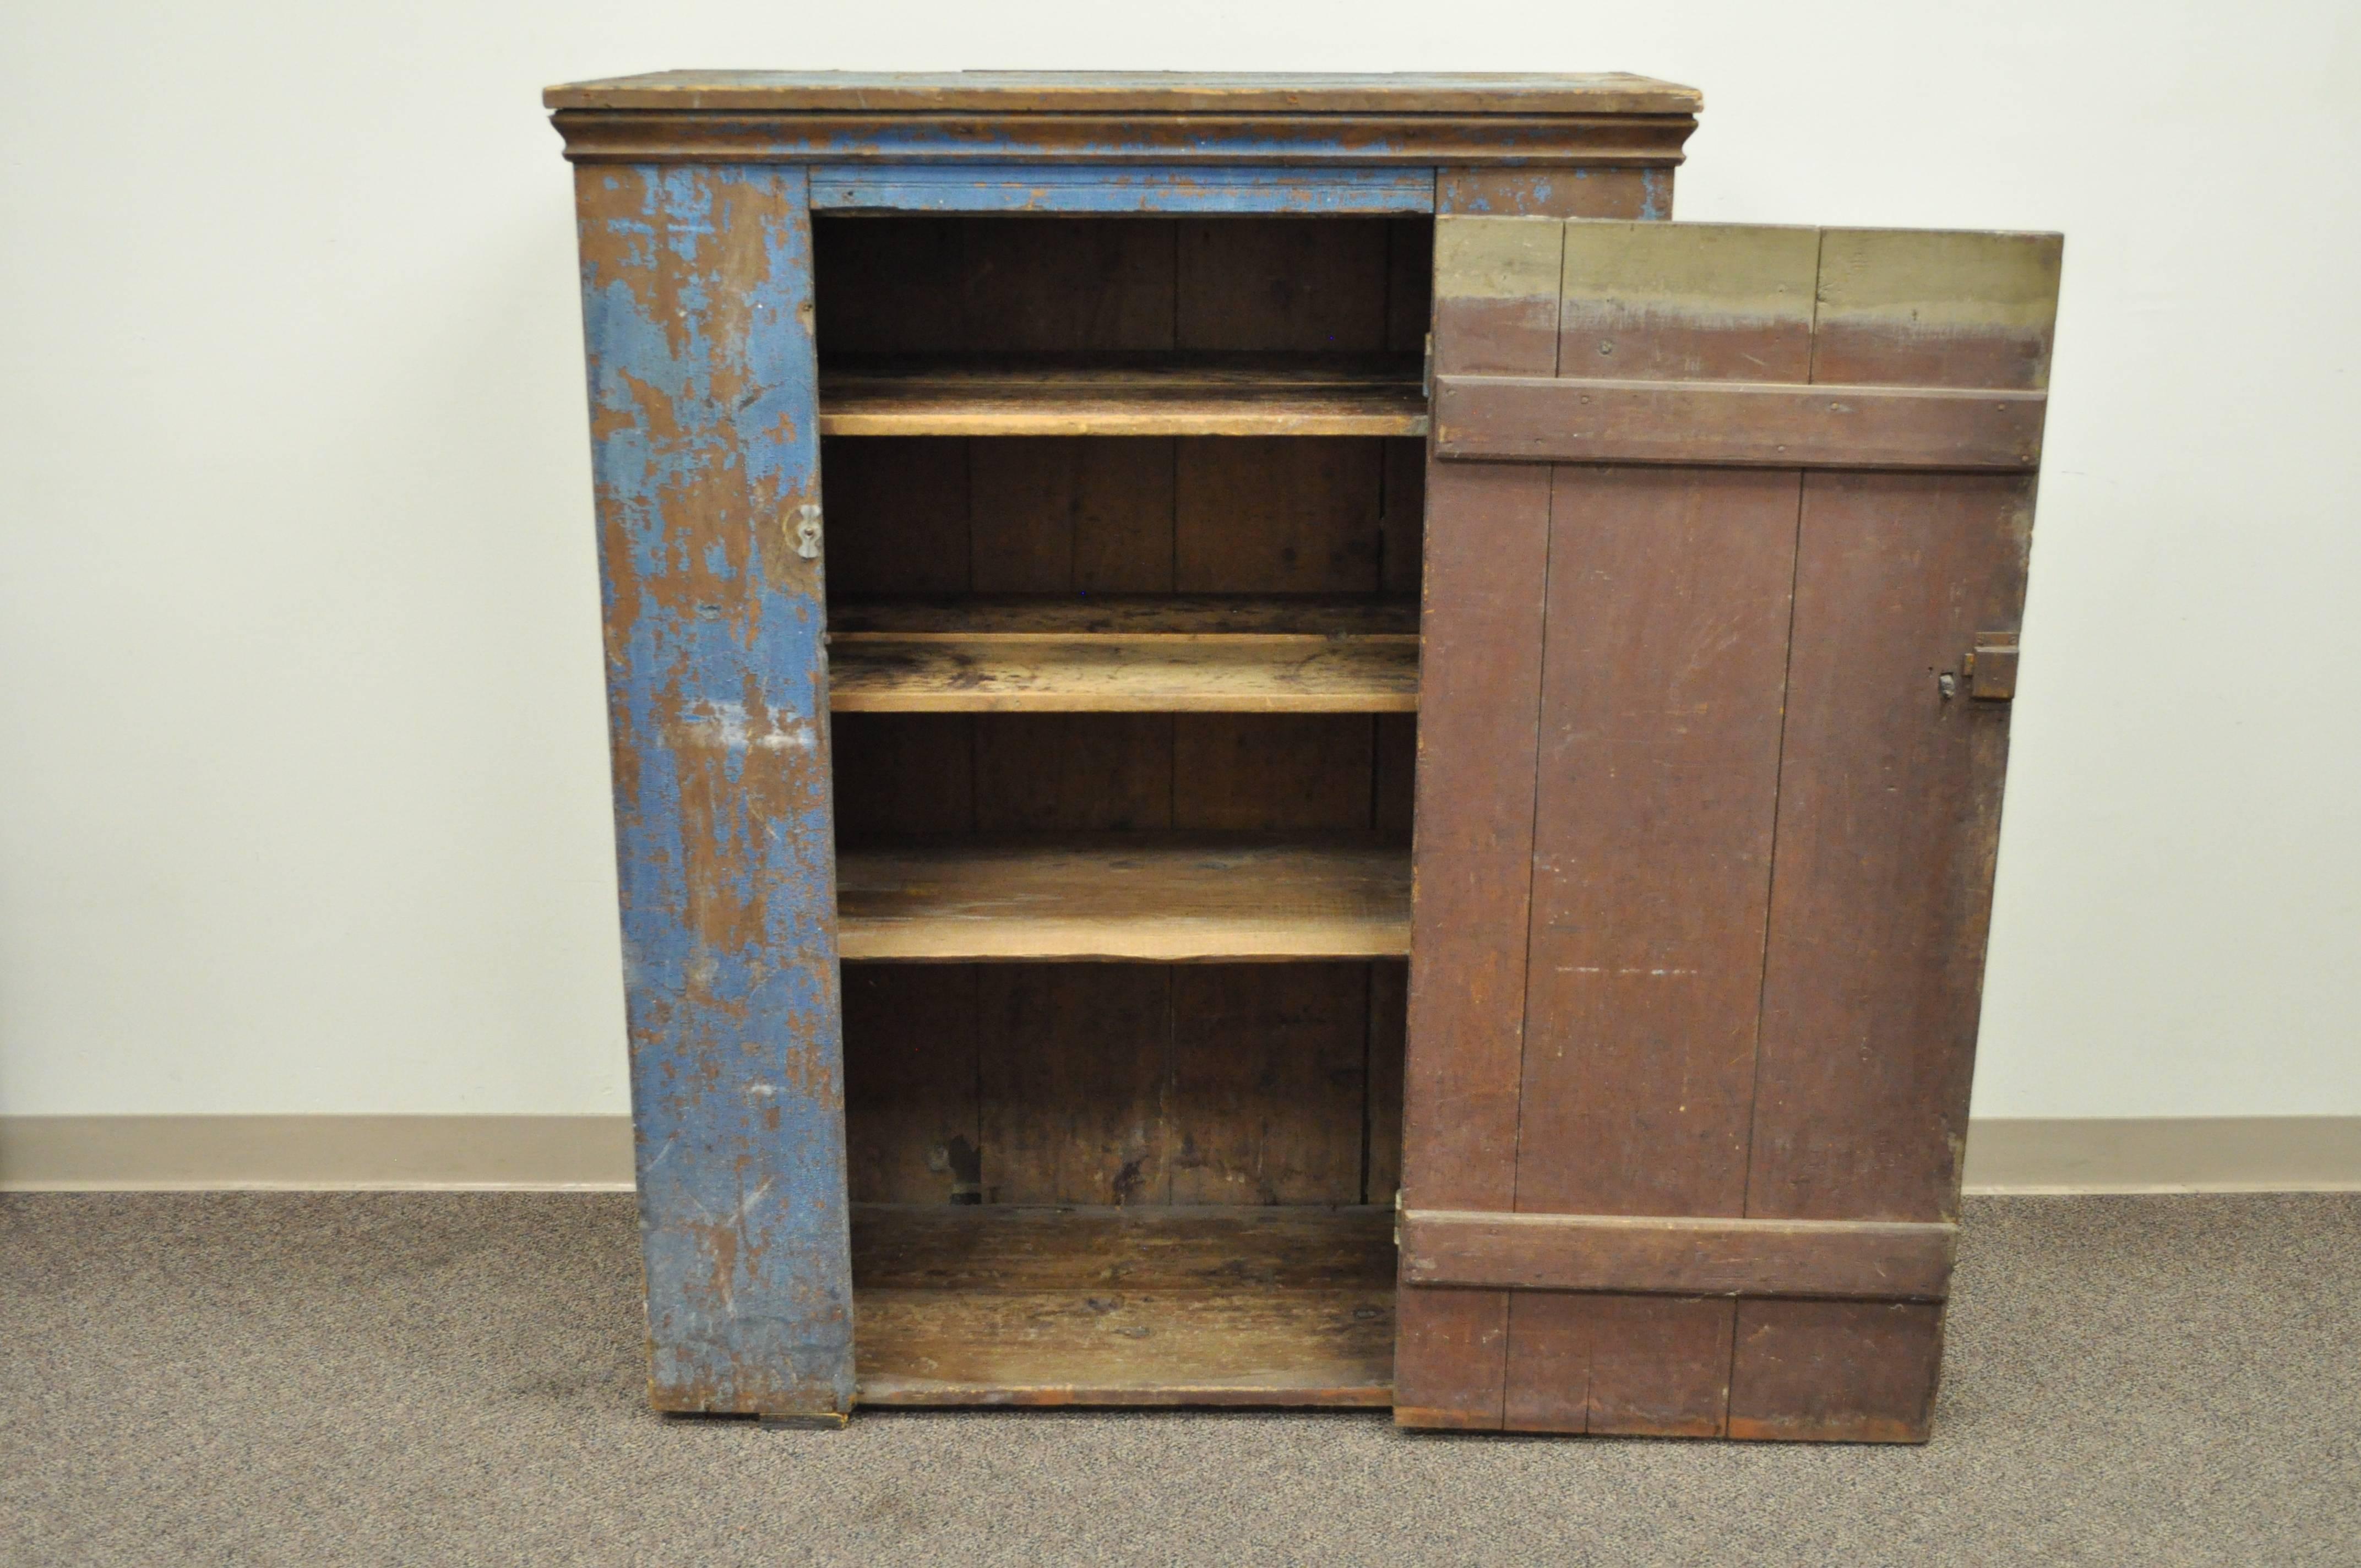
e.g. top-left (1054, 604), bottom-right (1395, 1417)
top-left (811, 163), bottom-right (1434, 214)
top-left (574, 163), bottom-right (853, 1419)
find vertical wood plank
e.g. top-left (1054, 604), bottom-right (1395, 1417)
top-left (924, 220), bottom-right (1177, 1208)
top-left (1364, 959), bottom-right (1406, 1205)
top-left (972, 716), bottom-right (1172, 1205)
top-left (1173, 715), bottom-right (1374, 831)
top-left (576, 164), bottom-right (852, 1420)
top-left (1511, 471), bottom-right (1800, 1212)
top-left (828, 714), bottom-right (974, 837)
top-left (1177, 218), bottom-right (1392, 350)
top-left (972, 714), bottom-right (1174, 832)
top-left (1502, 1292), bottom-right (1733, 1435)
top-left (1171, 217), bottom-right (1405, 1223)
top-left (979, 963), bottom-right (1173, 1205)
top-left (1379, 438), bottom-right (1426, 596)
top-left (1495, 222), bottom-right (1817, 1438)
top-left (1372, 713), bottom-right (1417, 835)
top-left (1175, 438), bottom-right (1386, 593)
top-left (1728, 1300), bottom-right (1948, 1443)
top-left (815, 214), bottom-right (1177, 354)
top-left (1170, 963), bottom-right (1369, 1204)
top-left (1395, 214), bottom-right (1564, 1429)
top-left (1736, 228), bottom-right (2059, 1441)
top-left (1366, 227), bottom-right (1429, 1231)
top-left (815, 436), bottom-right (971, 595)
top-left (1384, 216), bottom-right (1434, 353)
top-left (811, 215), bottom-right (965, 352)
top-left (842, 965), bottom-right (980, 1204)
top-left (969, 437), bottom-right (1177, 594)
top-left (1517, 224), bottom-right (1815, 1218)
top-left (960, 217), bottom-right (1178, 350)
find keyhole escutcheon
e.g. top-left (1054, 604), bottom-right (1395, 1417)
top-left (790, 504), bottom-right (823, 560)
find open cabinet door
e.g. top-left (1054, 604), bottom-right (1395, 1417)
top-left (1397, 217), bottom-right (2060, 1440)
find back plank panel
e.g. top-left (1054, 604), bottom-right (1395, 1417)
top-left (819, 214), bottom-right (1424, 1221)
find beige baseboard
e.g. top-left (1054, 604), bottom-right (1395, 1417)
top-left (1961, 1117), bottom-right (2361, 1194)
top-left (0, 1115), bottom-right (635, 1191)
top-left (2, 1114), bottom-right (2356, 1194)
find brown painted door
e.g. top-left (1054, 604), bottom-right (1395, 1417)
top-left (1397, 217), bottom-right (2060, 1441)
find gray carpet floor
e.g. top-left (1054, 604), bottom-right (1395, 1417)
top-left (3, 1194), bottom-right (2355, 1566)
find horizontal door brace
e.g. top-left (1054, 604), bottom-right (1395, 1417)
top-left (1433, 374), bottom-right (2046, 470)
top-left (1399, 1209), bottom-right (1958, 1301)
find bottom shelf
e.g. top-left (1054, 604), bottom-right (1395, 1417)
top-left (851, 1204), bottom-right (1396, 1407)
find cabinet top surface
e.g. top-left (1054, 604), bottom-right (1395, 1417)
top-left (542, 70), bottom-right (1702, 116)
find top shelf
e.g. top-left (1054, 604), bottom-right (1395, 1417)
top-left (818, 354), bottom-right (1430, 438)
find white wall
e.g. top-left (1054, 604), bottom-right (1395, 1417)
top-left (2, 1), bottom-right (2355, 1118)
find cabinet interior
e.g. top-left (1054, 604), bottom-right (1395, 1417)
top-left (814, 214), bottom-right (1432, 1405)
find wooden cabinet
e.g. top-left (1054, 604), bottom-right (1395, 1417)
top-left (550, 71), bottom-right (2059, 1439)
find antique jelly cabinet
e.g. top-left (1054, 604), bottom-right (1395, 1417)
top-left (548, 71), bottom-right (2059, 1440)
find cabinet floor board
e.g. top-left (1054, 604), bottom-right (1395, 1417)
top-left (851, 1205), bottom-right (1396, 1407)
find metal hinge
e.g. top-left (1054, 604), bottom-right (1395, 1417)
top-left (1421, 333), bottom-right (1434, 402)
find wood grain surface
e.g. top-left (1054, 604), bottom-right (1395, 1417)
top-left (546, 71), bottom-right (1702, 116)
top-left (830, 595), bottom-right (1419, 639)
top-left (819, 353), bottom-right (1428, 437)
top-left (820, 213), bottom-right (1423, 1229)
top-left (550, 111), bottom-right (1700, 171)
top-left (828, 635), bottom-right (1418, 712)
top-left (1401, 1211), bottom-right (1957, 1299)
top-left (835, 835), bottom-right (1411, 961)
top-left (1433, 377), bottom-right (2046, 469)
top-left (574, 165), bottom-right (853, 1421)
top-left (1401, 218), bottom-right (2055, 1440)
top-left (1394, 214), bottom-right (1566, 1430)
top-left (830, 585), bottom-right (1421, 720)
top-left (1730, 228), bottom-right (2059, 1441)
top-left (850, 1204), bottom-right (1396, 1407)
top-left (814, 165), bottom-right (1438, 216)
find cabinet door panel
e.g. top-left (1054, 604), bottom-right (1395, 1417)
top-left (1402, 215), bottom-right (2059, 1440)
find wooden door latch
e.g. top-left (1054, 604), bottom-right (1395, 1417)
top-left (1963, 631), bottom-right (2019, 701)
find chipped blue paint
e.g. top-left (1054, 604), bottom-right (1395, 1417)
top-left (1640, 168), bottom-right (1673, 221)
top-left (811, 163), bottom-right (1435, 214)
top-left (1435, 167), bottom-right (1677, 220)
top-left (576, 163), bottom-right (853, 1420)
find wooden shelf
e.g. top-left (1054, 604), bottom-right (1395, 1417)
top-left (851, 1204), bottom-right (1395, 1407)
top-left (835, 834), bottom-right (1411, 961)
top-left (829, 595), bottom-right (1420, 713)
top-left (818, 353), bottom-right (1430, 437)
